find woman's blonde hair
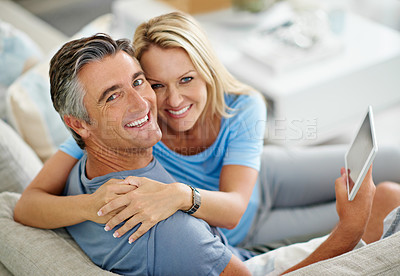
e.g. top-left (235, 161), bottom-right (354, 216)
top-left (133, 11), bottom-right (257, 121)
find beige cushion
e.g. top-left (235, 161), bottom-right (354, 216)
top-left (6, 60), bottom-right (69, 162)
top-left (0, 119), bottom-right (42, 193)
top-left (0, 192), bottom-right (117, 275)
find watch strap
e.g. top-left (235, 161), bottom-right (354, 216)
top-left (184, 184), bottom-right (201, 215)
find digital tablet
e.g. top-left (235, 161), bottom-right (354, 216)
top-left (345, 106), bottom-right (378, 201)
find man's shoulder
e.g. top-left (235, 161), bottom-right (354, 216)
top-left (67, 210), bottom-right (231, 275)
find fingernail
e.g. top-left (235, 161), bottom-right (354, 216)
top-left (128, 239), bottom-right (133, 244)
top-left (104, 225), bottom-right (110, 231)
top-left (97, 210), bottom-right (103, 216)
top-left (113, 232), bottom-right (119, 238)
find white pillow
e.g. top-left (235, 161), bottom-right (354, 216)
top-left (0, 119), bottom-right (42, 193)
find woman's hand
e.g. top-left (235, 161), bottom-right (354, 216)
top-left (87, 178), bottom-right (138, 224)
top-left (98, 177), bottom-right (189, 243)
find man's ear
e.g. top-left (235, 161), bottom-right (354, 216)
top-left (64, 115), bottom-right (91, 139)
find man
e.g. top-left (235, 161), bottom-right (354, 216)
top-left (16, 33), bottom-right (400, 275)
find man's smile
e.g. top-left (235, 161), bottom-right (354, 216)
top-left (125, 111), bottom-right (150, 128)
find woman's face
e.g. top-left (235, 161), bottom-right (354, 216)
top-left (140, 46), bottom-right (208, 135)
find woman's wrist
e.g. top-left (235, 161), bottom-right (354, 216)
top-left (173, 182), bottom-right (195, 212)
top-left (84, 193), bottom-right (100, 221)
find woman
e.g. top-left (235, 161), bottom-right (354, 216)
top-left (14, 12), bottom-right (265, 247)
top-left (14, 12), bottom-right (400, 249)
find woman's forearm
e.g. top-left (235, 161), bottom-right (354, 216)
top-left (14, 188), bottom-right (92, 228)
top-left (190, 188), bottom-right (248, 229)
top-left (180, 165), bottom-right (258, 229)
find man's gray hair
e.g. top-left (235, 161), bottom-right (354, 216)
top-left (49, 33), bottom-right (136, 148)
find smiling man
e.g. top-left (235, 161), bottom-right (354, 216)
top-left (47, 34), bottom-right (251, 275)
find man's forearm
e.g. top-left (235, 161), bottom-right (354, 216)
top-left (283, 223), bottom-right (363, 274)
top-left (14, 188), bottom-right (91, 229)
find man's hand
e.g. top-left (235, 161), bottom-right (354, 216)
top-left (86, 179), bottom-right (138, 224)
top-left (335, 166), bottom-right (376, 237)
top-left (97, 176), bottom-right (184, 243)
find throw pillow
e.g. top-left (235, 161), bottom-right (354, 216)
top-left (6, 60), bottom-right (70, 162)
top-left (0, 20), bottom-right (43, 120)
top-left (0, 19), bottom-right (43, 87)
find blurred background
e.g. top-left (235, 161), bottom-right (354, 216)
top-left (1, 0), bottom-right (400, 148)
top-left (11, 0), bottom-right (400, 36)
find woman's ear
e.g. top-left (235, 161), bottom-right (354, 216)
top-left (64, 115), bottom-right (91, 139)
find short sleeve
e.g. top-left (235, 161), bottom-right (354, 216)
top-left (59, 136), bottom-right (84, 160)
top-left (151, 212), bottom-right (232, 275)
top-left (223, 93), bottom-right (266, 171)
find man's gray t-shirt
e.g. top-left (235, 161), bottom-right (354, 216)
top-left (64, 155), bottom-right (233, 275)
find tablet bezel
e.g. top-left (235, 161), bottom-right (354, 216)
top-left (345, 106), bottom-right (378, 201)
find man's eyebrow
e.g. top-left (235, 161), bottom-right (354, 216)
top-left (98, 71), bottom-right (145, 103)
top-left (133, 71), bottom-right (145, 81)
top-left (98, 84), bottom-right (121, 104)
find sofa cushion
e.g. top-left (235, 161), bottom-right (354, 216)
top-left (0, 192), bottom-right (117, 275)
top-left (0, 119), bottom-right (42, 193)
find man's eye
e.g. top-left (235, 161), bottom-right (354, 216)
top-left (151, 83), bottom-right (163, 90)
top-left (133, 79), bottom-right (144, 87)
top-left (106, 93), bottom-right (118, 102)
top-left (181, 77), bottom-right (193, 83)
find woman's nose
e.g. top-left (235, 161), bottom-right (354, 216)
top-left (166, 86), bottom-right (183, 107)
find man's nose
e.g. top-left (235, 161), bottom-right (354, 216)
top-left (127, 89), bottom-right (148, 112)
top-left (166, 86), bottom-right (183, 107)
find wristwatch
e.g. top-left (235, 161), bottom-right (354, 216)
top-left (184, 184), bottom-right (201, 215)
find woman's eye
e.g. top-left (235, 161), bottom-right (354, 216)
top-left (133, 79), bottom-right (144, 87)
top-left (181, 77), bottom-right (193, 83)
top-left (106, 93), bottom-right (118, 102)
top-left (151, 83), bottom-right (163, 90)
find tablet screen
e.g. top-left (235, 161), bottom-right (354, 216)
top-left (345, 106), bottom-right (377, 201)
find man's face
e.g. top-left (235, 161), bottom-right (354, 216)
top-left (78, 51), bottom-right (161, 153)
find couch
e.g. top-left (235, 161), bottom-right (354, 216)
top-left (0, 1), bottom-right (399, 275)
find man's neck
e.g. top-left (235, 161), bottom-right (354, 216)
top-left (84, 143), bottom-right (154, 180)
